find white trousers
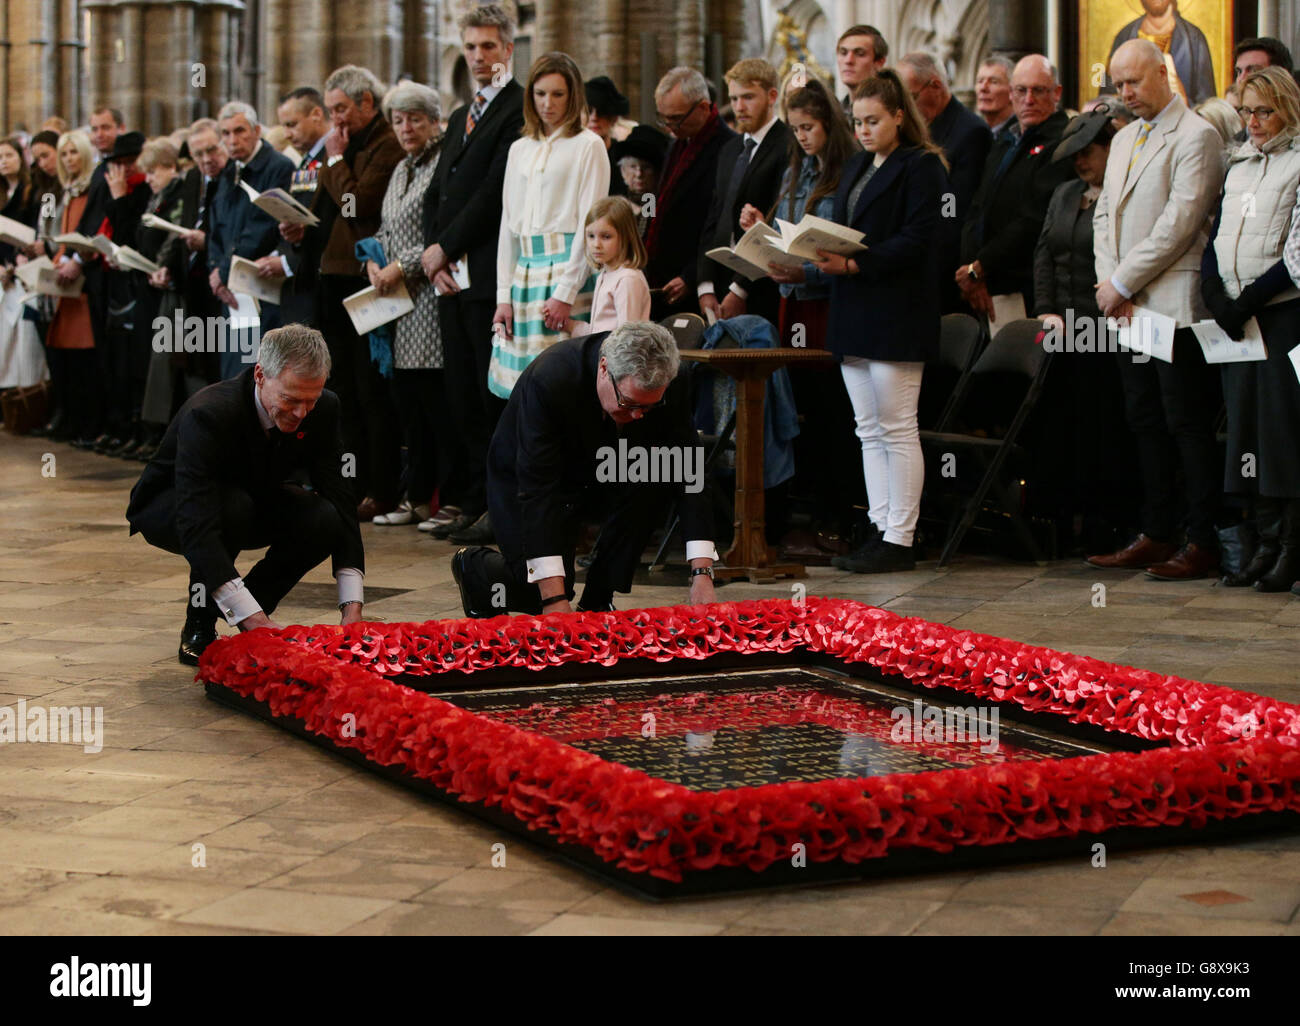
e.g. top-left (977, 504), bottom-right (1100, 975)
top-left (839, 356), bottom-right (925, 547)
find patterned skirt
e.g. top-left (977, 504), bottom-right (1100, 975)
top-left (488, 231), bottom-right (595, 398)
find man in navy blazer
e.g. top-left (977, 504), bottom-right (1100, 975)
top-left (899, 53), bottom-right (993, 312)
top-left (420, 3), bottom-right (526, 540)
top-left (127, 326), bottom-right (366, 665)
top-left (207, 101), bottom-right (294, 375)
top-left (696, 59), bottom-right (791, 327)
top-left (958, 56), bottom-right (1074, 315)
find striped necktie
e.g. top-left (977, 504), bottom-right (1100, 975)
top-left (1127, 122), bottom-right (1153, 173)
top-left (465, 91), bottom-right (487, 136)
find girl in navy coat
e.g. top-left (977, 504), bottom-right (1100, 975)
top-left (817, 70), bottom-right (948, 573)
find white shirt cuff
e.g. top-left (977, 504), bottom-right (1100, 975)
top-left (686, 541), bottom-right (719, 562)
top-left (336, 567), bottom-right (363, 606)
top-left (213, 577), bottom-right (263, 626)
top-left (278, 253), bottom-right (293, 278)
top-left (525, 556), bottom-right (567, 583)
top-left (1110, 275), bottom-right (1133, 300)
top-left (728, 282), bottom-right (748, 300)
top-left (697, 282), bottom-right (715, 297)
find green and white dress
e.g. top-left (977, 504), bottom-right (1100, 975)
top-left (491, 126), bottom-right (608, 397)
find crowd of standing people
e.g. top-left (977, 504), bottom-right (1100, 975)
top-left (3, 5), bottom-right (1300, 599)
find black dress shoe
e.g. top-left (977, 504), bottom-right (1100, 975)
top-left (110, 436), bottom-right (142, 458)
top-left (133, 443), bottom-right (159, 462)
top-left (94, 435), bottom-right (123, 454)
top-left (431, 512), bottom-right (476, 539)
top-left (449, 511), bottom-right (494, 545)
top-left (450, 546), bottom-right (494, 618)
top-left (178, 621), bottom-right (219, 665)
top-left (72, 435), bottom-right (99, 449)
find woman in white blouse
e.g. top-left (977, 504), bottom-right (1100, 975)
top-left (490, 52), bottom-right (609, 397)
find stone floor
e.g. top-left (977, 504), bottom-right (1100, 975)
top-left (1, 433), bottom-right (1299, 936)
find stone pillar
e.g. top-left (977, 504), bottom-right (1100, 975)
top-left (57, 0), bottom-right (86, 128)
top-left (987, 0), bottom-right (1044, 59)
top-left (8, 0), bottom-right (57, 131)
top-left (141, 2), bottom-right (196, 134)
top-left (334, 0), bottom-right (403, 83)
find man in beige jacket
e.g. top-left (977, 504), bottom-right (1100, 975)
top-left (1087, 38), bottom-right (1225, 580)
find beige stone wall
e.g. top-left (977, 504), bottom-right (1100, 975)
top-left (2, 0), bottom-right (1048, 136)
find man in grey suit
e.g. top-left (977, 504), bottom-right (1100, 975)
top-left (1087, 38), bottom-right (1224, 580)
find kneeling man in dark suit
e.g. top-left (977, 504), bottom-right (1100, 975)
top-left (453, 322), bottom-right (717, 616)
top-left (127, 324), bottom-right (366, 663)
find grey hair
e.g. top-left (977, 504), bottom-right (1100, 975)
top-left (258, 324), bottom-right (331, 380)
top-left (900, 52), bottom-right (947, 89)
top-left (325, 64), bottom-right (385, 108)
top-left (1195, 97), bottom-right (1242, 148)
top-left (217, 101), bottom-right (259, 127)
top-left (656, 66), bottom-right (710, 105)
top-left (382, 80), bottom-right (442, 122)
top-left (189, 117), bottom-right (219, 137)
top-left (601, 322), bottom-right (680, 390)
top-left (459, 2), bottom-right (515, 46)
top-left (978, 55), bottom-right (1015, 79)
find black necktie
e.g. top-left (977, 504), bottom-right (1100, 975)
top-left (721, 137), bottom-right (758, 241)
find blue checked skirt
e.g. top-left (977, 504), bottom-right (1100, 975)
top-left (489, 231), bottom-right (595, 398)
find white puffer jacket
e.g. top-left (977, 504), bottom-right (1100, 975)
top-left (1213, 130), bottom-right (1300, 302)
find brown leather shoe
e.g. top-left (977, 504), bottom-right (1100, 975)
top-left (1085, 533), bottom-right (1178, 570)
top-left (356, 497), bottom-right (397, 521)
top-left (1145, 543), bottom-right (1218, 581)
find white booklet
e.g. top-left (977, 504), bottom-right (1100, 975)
top-left (0, 214), bottom-right (36, 248)
top-left (229, 254), bottom-right (283, 304)
top-left (1290, 342), bottom-right (1300, 385)
top-left (101, 241), bottom-right (161, 275)
top-left (239, 180), bottom-right (319, 226)
top-left (15, 256), bottom-right (83, 297)
top-left (706, 214), bottom-right (867, 281)
top-left (1110, 306), bottom-right (1176, 363)
top-left (989, 292), bottom-right (1027, 326)
top-left (432, 260), bottom-right (471, 296)
top-left (1189, 318), bottom-right (1267, 363)
top-left (343, 280), bottom-right (414, 334)
top-left (771, 214), bottom-right (867, 259)
top-left (52, 232), bottom-right (103, 255)
top-left (140, 212), bottom-right (192, 236)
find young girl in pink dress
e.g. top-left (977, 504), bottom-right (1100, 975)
top-left (568, 196), bottom-right (651, 334)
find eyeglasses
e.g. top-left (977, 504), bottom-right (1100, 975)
top-left (1012, 85), bottom-right (1054, 99)
top-left (655, 103), bottom-right (703, 131)
top-left (1236, 106), bottom-right (1277, 122)
top-left (607, 366), bottom-right (666, 413)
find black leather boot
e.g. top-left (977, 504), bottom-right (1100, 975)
top-left (1223, 499), bottom-right (1281, 586)
top-left (1257, 500), bottom-right (1300, 593)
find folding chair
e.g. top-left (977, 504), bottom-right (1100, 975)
top-left (658, 312), bottom-right (707, 350)
top-left (919, 318), bottom-right (1052, 567)
top-left (920, 313), bottom-right (986, 431)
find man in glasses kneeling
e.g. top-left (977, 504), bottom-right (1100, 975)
top-left (451, 321), bottom-right (717, 616)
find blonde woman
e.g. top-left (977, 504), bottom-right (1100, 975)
top-left (43, 132), bottom-right (98, 442)
top-left (1202, 67), bottom-right (1300, 592)
top-left (490, 52), bottom-right (609, 397)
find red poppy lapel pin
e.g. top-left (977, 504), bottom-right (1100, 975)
top-left (1030, 144), bottom-right (1046, 156)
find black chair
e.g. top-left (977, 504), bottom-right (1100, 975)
top-left (920, 313), bottom-right (986, 431)
top-left (658, 312), bottom-right (707, 350)
top-left (919, 318), bottom-right (1053, 567)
